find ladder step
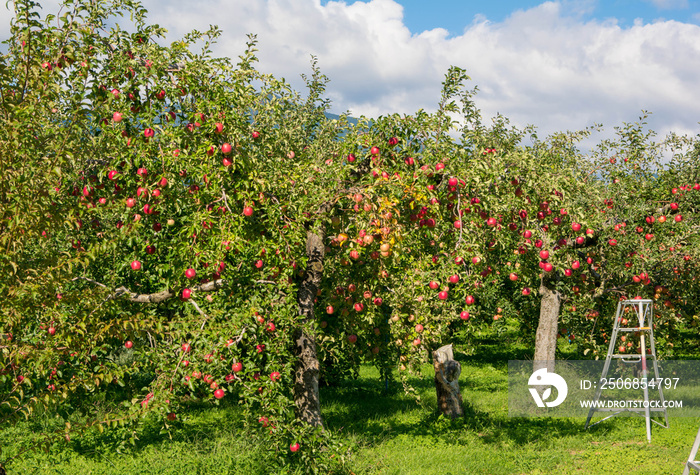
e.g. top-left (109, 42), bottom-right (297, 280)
top-left (609, 355), bottom-right (657, 360)
top-left (688, 461), bottom-right (700, 472)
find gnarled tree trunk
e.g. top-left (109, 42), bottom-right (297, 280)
top-left (433, 344), bottom-right (464, 418)
top-left (293, 229), bottom-right (325, 427)
top-left (533, 276), bottom-right (562, 374)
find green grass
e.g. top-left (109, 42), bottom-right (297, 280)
top-left (1, 329), bottom-right (698, 474)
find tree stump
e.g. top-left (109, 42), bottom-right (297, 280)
top-left (433, 344), bottom-right (464, 418)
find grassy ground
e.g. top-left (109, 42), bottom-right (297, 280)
top-left (1, 328), bottom-right (698, 474)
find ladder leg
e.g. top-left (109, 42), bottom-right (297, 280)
top-left (640, 332), bottom-right (651, 442)
top-left (683, 425), bottom-right (700, 475)
top-left (586, 302), bottom-right (622, 429)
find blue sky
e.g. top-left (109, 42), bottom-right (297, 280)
top-left (323, 0), bottom-right (700, 34)
top-left (2, 0), bottom-right (700, 145)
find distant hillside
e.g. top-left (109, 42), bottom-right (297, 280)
top-left (325, 112), bottom-right (360, 126)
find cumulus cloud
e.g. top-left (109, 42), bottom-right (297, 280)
top-left (2, 0), bottom-right (700, 143)
top-left (138, 0), bottom-right (700, 141)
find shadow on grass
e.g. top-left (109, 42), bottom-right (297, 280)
top-left (62, 398), bottom-right (248, 460)
top-left (321, 371), bottom-right (588, 449)
top-left (320, 324), bottom-right (593, 450)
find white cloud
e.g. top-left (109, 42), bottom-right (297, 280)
top-left (2, 0), bottom-right (700, 144)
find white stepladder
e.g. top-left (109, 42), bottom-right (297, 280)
top-left (683, 425), bottom-right (700, 475)
top-left (584, 299), bottom-right (668, 442)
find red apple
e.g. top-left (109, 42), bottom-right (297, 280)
top-left (131, 260), bottom-right (141, 271)
top-left (182, 343), bottom-right (191, 352)
top-left (214, 122), bottom-right (223, 134)
top-left (221, 143), bottom-right (232, 154)
top-left (185, 268), bottom-right (196, 279)
top-left (415, 324), bottom-right (424, 333)
top-left (465, 295), bottom-right (475, 305)
top-left (509, 273), bottom-right (518, 281)
top-left (438, 290), bottom-right (448, 300)
top-left (348, 334), bottom-right (357, 344)
top-left (124, 340), bottom-right (133, 349)
top-left (449, 274), bottom-right (460, 284)
top-left (113, 112), bottom-right (122, 122)
top-left (429, 281), bottom-right (439, 290)
top-left (571, 222), bottom-right (581, 232)
top-left (522, 287), bottom-right (531, 296)
top-left (232, 362), bottom-right (243, 372)
top-left (460, 311), bottom-right (470, 321)
top-left (214, 388), bottom-right (225, 399)
top-left (182, 288), bottom-right (191, 299)
top-left (290, 442), bottom-right (300, 453)
top-left (539, 250), bottom-right (549, 260)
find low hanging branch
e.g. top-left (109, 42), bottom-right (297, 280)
top-left (73, 277), bottom-right (226, 303)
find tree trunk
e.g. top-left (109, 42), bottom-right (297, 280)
top-left (433, 344), bottom-right (464, 418)
top-left (533, 276), bottom-right (562, 374)
top-left (293, 229), bottom-right (325, 427)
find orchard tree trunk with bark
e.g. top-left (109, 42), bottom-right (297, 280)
top-left (533, 275), bottom-right (562, 374)
top-left (433, 344), bottom-right (464, 418)
top-left (293, 228), bottom-right (326, 427)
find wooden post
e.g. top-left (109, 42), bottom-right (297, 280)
top-left (433, 344), bottom-right (464, 419)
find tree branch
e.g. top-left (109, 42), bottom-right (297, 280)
top-left (76, 277), bottom-right (226, 303)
